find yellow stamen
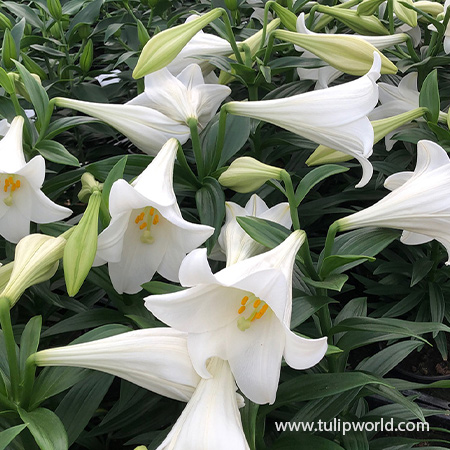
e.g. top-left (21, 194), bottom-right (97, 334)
top-left (241, 296), bottom-right (249, 305)
top-left (253, 299), bottom-right (261, 308)
top-left (153, 214), bottom-right (159, 225)
top-left (149, 207), bottom-right (155, 215)
top-left (8, 176), bottom-right (13, 184)
top-left (3, 184), bottom-right (7, 193)
top-left (238, 305), bottom-right (246, 314)
top-left (15, 180), bottom-right (20, 188)
top-left (139, 222), bottom-right (147, 230)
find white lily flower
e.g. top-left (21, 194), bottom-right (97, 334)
top-left (164, 15), bottom-right (233, 76)
top-left (95, 69), bottom-right (121, 87)
top-left (94, 138), bottom-right (214, 294)
top-left (369, 72), bottom-right (419, 120)
top-left (156, 357), bottom-right (249, 450)
top-left (145, 231), bottom-right (328, 404)
top-left (56, 64), bottom-right (229, 155)
top-left (218, 194), bottom-right (292, 265)
top-left (226, 53), bottom-right (381, 188)
top-left (295, 14), bottom-right (408, 89)
top-left (127, 64), bottom-right (231, 131)
top-left (0, 116), bottom-right (71, 243)
top-left (34, 328), bottom-right (200, 402)
top-left (337, 140), bottom-right (450, 263)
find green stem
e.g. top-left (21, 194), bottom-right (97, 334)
top-left (262, 33), bottom-right (275, 66)
top-left (406, 37), bottom-right (420, 62)
top-left (260, 2), bottom-right (273, 52)
top-left (19, 356), bottom-right (36, 409)
top-left (213, 106), bottom-right (228, 170)
top-left (387, 0), bottom-right (395, 34)
top-left (323, 221), bottom-right (339, 261)
top-left (299, 237), bottom-right (319, 281)
top-left (427, 31), bottom-right (438, 57)
top-left (176, 144), bottom-right (202, 189)
top-left (220, 9), bottom-right (244, 64)
top-left (0, 297), bottom-right (19, 401)
top-left (188, 118), bottom-right (205, 181)
top-left (281, 170), bottom-right (300, 230)
top-left (306, 4), bottom-right (320, 29)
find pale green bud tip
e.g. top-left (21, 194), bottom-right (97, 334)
top-left (218, 157), bottom-right (283, 193)
top-left (134, 447), bottom-right (148, 450)
top-left (78, 172), bottom-right (103, 202)
top-left (306, 146), bottom-right (353, 166)
top-left (132, 8), bottom-right (223, 78)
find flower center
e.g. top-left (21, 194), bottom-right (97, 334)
top-left (134, 206), bottom-right (160, 244)
top-left (236, 294), bottom-right (270, 331)
top-left (3, 175), bottom-right (21, 206)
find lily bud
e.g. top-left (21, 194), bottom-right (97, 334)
top-left (274, 29), bottom-right (397, 75)
top-left (8, 72), bottom-right (42, 102)
top-left (414, 1), bottom-right (444, 17)
top-left (133, 8), bottom-right (223, 78)
top-left (0, 262), bottom-right (14, 293)
top-left (64, 190), bottom-right (101, 297)
top-left (80, 39), bottom-right (93, 73)
top-left (0, 13), bottom-right (12, 31)
top-left (218, 157), bottom-right (284, 193)
top-left (316, 5), bottom-right (390, 35)
top-left (78, 172), bottom-right (103, 203)
top-left (2, 234), bottom-right (66, 307)
top-left (357, 0), bottom-right (386, 16)
top-left (137, 19), bottom-right (150, 48)
top-left (47, 0), bottom-right (63, 20)
top-left (306, 147), bottom-right (352, 166)
top-left (270, 3), bottom-right (297, 31)
top-left (2, 29), bottom-right (17, 70)
top-left (225, 0), bottom-right (238, 11)
top-left (78, 24), bottom-right (91, 39)
top-left (393, 0), bottom-right (417, 27)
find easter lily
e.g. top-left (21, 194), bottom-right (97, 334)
top-left (337, 140), bottom-right (450, 263)
top-left (157, 357), bottom-right (249, 450)
top-left (145, 231), bottom-right (328, 404)
top-left (218, 194), bottom-right (292, 265)
top-left (226, 53), bottom-right (381, 188)
top-left (0, 116), bottom-right (71, 243)
top-left (34, 328), bottom-right (201, 402)
top-left (94, 138), bottom-right (214, 294)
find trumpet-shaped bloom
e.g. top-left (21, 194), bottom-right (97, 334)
top-left (145, 231), bottom-right (328, 404)
top-left (295, 14), bottom-right (408, 89)
top-left (0, 116), bottom-right (71, 243)
top-left (94, 139), bottom-right (214, 294)
top-left (55, 64), bottom-right (229, 156)
top-left (34, 328), bottom-right (201, 402)
top-left (218, 194), bottom-right (292, 265)
top-left (369, 72), bottom-right (419, 120)
top-left (226, 53), bottom-right (381, 188)
top-left (127, 64), bottom-right (230, 131)
top-left (337, 140), bottom-right (450, 263)
top-left (156, 357), bottom-right (249, 450)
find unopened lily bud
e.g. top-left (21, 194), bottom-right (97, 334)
top-left (316, 5), bottom-right (390, 35)
top-left (393, 0), bottom-right (417, 27)
top-left (0, 262), bottom-right (14, 293)
top-left (0, 13), bottom-right (12, 31)
top-left (78, 24), bottom-right (91, 39)
top-left (274, 30), bottom-right (397, 75)
top-left (136, 19), bottom-right (150, 48)
top-left (80, 39), bottom-right (94, 73)
top-left (414, 1), bottom-right (444, 17)
top-left (2, 234), bottom-right (66, 307)
top-left (2, 29), bottom-right (16, 70)
top-left (133, 8), bottom-right (223, 78)
top-left (357, 0), bottom-right (385, 16)
top-left (270, 3), bottom-right (297, 31)
top-left (64, 190), bottom-right (101, 296)
top-left (8, 72), bottom-right (42, 102)
top-left (225, 0), bottom-right (238, 11)
top-left (47, 0), bottom-right (63, 20)
top-left (78, 172), bottom-right (103, 203)
top-left (134, 447), bottom-right (147, 450)
top-left (306, 147), bottom-right (352, 166)
top-left (219, 157), bottom-right (284, 193)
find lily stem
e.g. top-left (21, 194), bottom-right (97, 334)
top-left (323, 221), bottom-right (339, 262)
top-left (19, 355), bottom-right (36, 410)
top-left (213, 106), bottom-right (228, 171)
top-left (281, 170), bottom-right (300, 230)
top-left (0, 297), bottom-right (20, 401)
top-left (220, 9), bottom-right (244, 65)
top-left (188, 118), bottom-right (205, 181)
top-left (387, 0), bottom-right (395, 34)
top-left (176, 144), bottom-right (202, 189)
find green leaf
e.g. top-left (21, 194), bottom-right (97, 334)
top-left (2, 2), bottom-right (43, 28)
top-left (67, 0), bottom-right (103, 40)
top-left (303, 274), bottom-right (348, 291)
top-left (35, 140), bottom-right (80, 167)
top-left (236, 216), bottom-right (290, 250)
top-left (411, 259), bottom-right (433, 286)
top-left (295, 164), bottom-right (349, 206)
top-left (18, 407), bottom-right (68, 450)
top-left (0, 67), bottom-right (14, 94)
top-left (56, 372), bottom-right (113, 445)
top-left (195, 177), bottom-right (225, 253)
top-left (320, 254), bottom-right (375, 278)
top-left (19, 316), bottom-right (42, 380)
top-left (101, 155), bottom-right (128, 211)
top-left (45, 116), bottom-right (99, 140)
top-left (429, 282), bottom-right (445, 336)
top-left (141, 281), bottom-right (185, 294)
top-left (14, 60), bottom-right (49, 126)
top-left (419, 69), bottom-right (440, 124)
top-left (291, 295), bottom-right (337, 328)
top-left (0, 424), bottom-right (27, 450)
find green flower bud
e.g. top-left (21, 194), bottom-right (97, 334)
top-left (78, 24), bottom-right (92, 39)
top-left (274, 29), bottom-right (397, 75)
top-left (133, 8), bottom-right (223, 78)
top-left (8, 72), bottom-right (42, 102)
top-left (306, 146), bottom-right (352, 166)
top-left (80, 39), bottom-right (94, 73)
top-left (136, 19), bottom-right (150, 49)
top-left (0, 67), bottom-right (15, 94)
top-left (219, 157), bottom-right (284, 193)
top-left (393, 0), bottom-right (417, 27)
top-left (64, 190), bottom-right (101, 297)
top-left (78, 172), bottom-right (103, 203)
top-left (414, 1), bottom-right (444, 17)
top-left (316, 5), bottom-right (390, 35)
top-left (225, 0), bottom-right (239, 11)
top-left (49, 22), bottom-right (61, 39)
top-left (0, 13), bottom-right (12, 31)
top-left (270, 3), bottom-right (297, 31)
top-left (0, 262), bottom-right (14, 293)
top-left (21, 53), bottom-right (48, 80)
top-left (47, 0), bottom-right (63, 20)
top-left (2, 234), bottom-right (66, 307)
top-left (357, 0), bottom-right (386, 16)
top-left (2, 29), bottom-right (17, 70)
